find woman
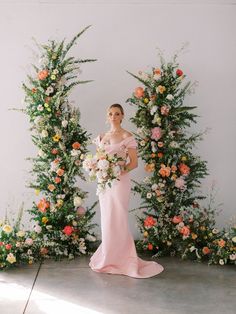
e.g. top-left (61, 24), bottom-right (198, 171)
top-left (89, 104), bottom-right (164, 278)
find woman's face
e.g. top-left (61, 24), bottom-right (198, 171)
top-left (107, 107), bottom-right (124, 125)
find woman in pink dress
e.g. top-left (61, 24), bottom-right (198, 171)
top-left (89, 104), bottom-right (164, 278)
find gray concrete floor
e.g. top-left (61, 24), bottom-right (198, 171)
top-left (0, 255), bottom-right (235, 314)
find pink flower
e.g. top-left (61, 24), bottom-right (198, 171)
top-left (176, 69), bottom-right (183, 77)
top-left (77, 207), bottom-right (86, 217)
top-left (63, 225), bottom-right (74, 236)
top-left (175, 177), bottom-right (186, 191)
top-left (151, 127), bottom-right (162, 141)
top-left (144, 216), bottom-right (157, 228)
top-left (172, 215), bottom-right (183, 224)
top-left (5, 244), bottom-right (12, 250)
top-left (25, 238), bottom-right (34, 246)
top-left (160, 105), bottom-right (170, 116)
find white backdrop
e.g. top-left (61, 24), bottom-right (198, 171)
top-left (0, 0), bottom-right (235, 239)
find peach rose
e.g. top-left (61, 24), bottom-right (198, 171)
top-left (202, 247), bottom-right (211, 255)
top-left (72, 142), bottom-right (81, 149)
top-left (54, 177), bottom-right (61, 184)
top-left (134, 87), bottom-right (145, 98)
top-left (157, 152), bottom-right (163, 158)
top-left (56, 168), bottom-right (64, 177)
top-left (154, 68), bottom-right (161, 75)
top-left (171, 165), bottom-right (177, 172)
top-left (48, 184), bottom-right (56, 192)
top-left (40, 247), bottom-right (49, 255)
top-left (180, 226), bottom-right (190, 237)
top-left (37, 198), bottom-right (50, 213)
top-left (160, 105), bottom-right (170, 116)
top-left (151, 127), bottom-right (162, 141)
top-left (38, 69), bottom-right (49, 80)
top-left (145, 163), bottom-right (155, 172)
top-left (218, 239), bottom-right (226, 248)
top-left (172, 215), bottom-right (183, 224)
top-left (157, 142), bottom-right (164, 148)
top-left (51, 148), bottom-right (58, 155)
top-left (159, 164), bottom-right (171, 177)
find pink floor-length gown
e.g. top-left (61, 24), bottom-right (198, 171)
top-left (89, 135), bottom-right (164, 278)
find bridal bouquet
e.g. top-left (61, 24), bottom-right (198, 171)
top-left (83, 148), bottom-right (124, 195)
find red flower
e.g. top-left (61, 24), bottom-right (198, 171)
top-left (176, 69), bottom-right (183, 76)
top-left (148, 243), bottom-right (153, 250)
top-left (0, 242), bottom-right (4, 246)
top-left (5, 244), bottom-right (12, 250)
top-left (172, 215), bottom-right (183, 224)
top-left (72, 142), bottom-right (81, 150)
top-left (144, 216), bottom-right (157, 228)
top-left (180, 226), bottom-right (190, 237)
top-left (63, 225), bottom-right (74, 236)
top-left (179, 163), bottom-right (190, 176)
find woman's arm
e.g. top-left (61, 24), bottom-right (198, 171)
top-left (121, 148), bottom-right (138, 174)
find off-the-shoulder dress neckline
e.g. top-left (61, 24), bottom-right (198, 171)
top-left (99, 135), bottom-right (134, 146)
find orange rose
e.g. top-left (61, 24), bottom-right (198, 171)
top-left (144, 216), bottom-right (157, 228)
top-left (38, 69), bottom-right (49, 80)
top-left (56, 168), bottom-right (64, 176)
top-left (155, 190), bottom-right (162, 197)
top-left (72, 142), bottom-right (81, 150)
top-left (218, 239), bottom-right (226, 248)
top-left (154, 68), bottom-right (161, 75)
top-left (157, 142), bottom-right (164, 148)
top-left (37, 198), bottom-right (50, 213)
top-left (148, 243), bottom-right (153, 250)
top-left (157, 152), bottom-right (163, 158)
top-left (134, 87), bottom-right (145, 98)
top-left (179, 163), bottom-right (190, 176)
top-left (191, 233), bottom-right (198, 240)
top-left (151, 153), bottom-right (156, 158)
top-left (54, 177), bottom-right (61, 184)
top-left (32, 88), bottom-right (37, 93)
top-left (202, 247), bottom-right (211, 255)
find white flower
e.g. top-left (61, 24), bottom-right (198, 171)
top-left (37, 105), bottom-right (44, 111)
top-left (41, 130), bottom-right (48, 138)
top-left (152, 114), bottom-right (161, 126)
top-left (150, 106), bottom-right (158, 115)
top-left (232, 236), bottom-right (236, 243)
top-left (229, 254), bottom-right (236, 261)
top-left (219, 259), bottom-right (224, 265)
top-left (170, 141), bottom-right (179, 148)
top-left (212, 228), bottom-right (219, 234)
top-left (45, 86), bottom-right (54, 95)
top-left (52, 69), bottom-right (59, 75)
top-left (62, 120), bottom-right (68, 128)
top-left (140, 140), bottom-right (146, 147)
top-left (85, 234), bottom-right (96, 242)
top-left (74, 196), bottom-right (83, 207)
top-left (151, 184), bottom-right (158, 191)
top-left (34, 224), bottom-right (42, 233)
top-left (71, 149), bottom-right (79, 157)
top-left (151, 141), bottom-right (158, 153)
top-left (97, 159), bottom-right (109, 170)
top-left (38, 149), bottom-right (46, 157)
top-left (166, 94), bottom-right (174, 101)
top-left (146, 192), bottom-right (152, 199)
top-left (6, 253), bottom-right (16, 264)
top-left (27, 249), bottom-right (33, 255)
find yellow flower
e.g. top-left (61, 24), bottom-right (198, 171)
top-left (2, 224), bottom-right (13, 234)
top-left (47, 108), bottom-right (51, 112)
top-left (6, 253), bottom-right (16, 264)
top-left (51, 74), bottom-right (56, 80)
top-left (200, 226), bottom-right (206, 231)
top-left (28, 259), bottom-right (33, 265)
top-left (143, 98), bottom-right (149, 104)
top-left (56, 199), bottom-right (63, 207)
top-left (52, 54), bottom-right (57, 60)
top-left (181, 156), bottom-right (187, 161)
top-left (143, 231), bottom-right (148, 238)
top-left (191, 233), bottom-right (198, 240)
top-left (42, 217), bottom-right (48, 224)
top-left (44, 103), bottom-right (49, 108)
top-left (35, 189), bottom-right (40, 196)
top-left (53, 134), bottom-right (61, 142)
top-left (232, 236), bottom-right (236, 243)
top-left (16, 230), bottom-right (25, 237)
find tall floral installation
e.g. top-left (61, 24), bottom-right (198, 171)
top-left (0, 27), bottom-right (97, 270)
top-left (127, 52), bottom-right (236, 266)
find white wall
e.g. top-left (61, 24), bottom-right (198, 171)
top-left (0, 0), bottom-right (235, 239)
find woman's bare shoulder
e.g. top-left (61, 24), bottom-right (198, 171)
top-left (122, 130), bottom-right (133, 139)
